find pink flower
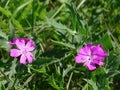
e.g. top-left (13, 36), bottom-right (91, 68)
top-left (75, 44), bottom-right (109, 70)
top-left (9, 38), bottom-right (35, 64)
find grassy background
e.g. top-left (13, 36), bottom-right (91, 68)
top-left (0, 0), bottom-right (120, 90)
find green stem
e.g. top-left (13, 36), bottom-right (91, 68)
top-left (66, 72), bottom-right (73, 90)
top-left (76, 0), bottom-right (86, 10)
top-left (51, 4), bottom-right (65, 19)
top-left (32, 0), bottom-right (35, 31)
top-left (108, 30), bottom-right (120, 50)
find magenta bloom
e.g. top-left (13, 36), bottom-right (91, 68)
top-left (9, 38), bottom-right (35, 64)
top-left (75, 44), bottom-right (109, 70)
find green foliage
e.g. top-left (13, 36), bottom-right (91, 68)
top-left (0, 0), bottom-right (120, 90)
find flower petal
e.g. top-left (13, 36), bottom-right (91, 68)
top-left (26, 52), bottom-right (34, 63)
top-left (8, 42), bottom-right (15, 46)
top-left (93, 59), bottom-right (104, 66)
top-left (92, 54), bottom-right (105, 61)
top-left (10, 49), bottom-right (21, 57)
top-left (97, 61), bottom-right (104, 66)
top-left (15, 39), bottom-right (25, 50)
top-left (8, 38), bottom-right (18, 46)
top-left (20, 54), bottom-right (27, 64)
top-left (75, 55), bottom-right (89, 63)
top-left (25, 40), bottom-right (35, 51)
top-left (92, 44), bottom-right (109, 57)
top-left (78, 43), bottom-right (93, 56)
top-left (84, 61), bottom-right (96, 70)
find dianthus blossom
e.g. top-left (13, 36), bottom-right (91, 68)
top-left (75, 43), bottom-right (109, 70)
top-left (9, 38), bottom-right (35, 64)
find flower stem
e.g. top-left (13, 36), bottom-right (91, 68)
top-left (66, 72), bottom-right (73, 90)
top-left (76, 0), bottom-right (86, 10)
top-left (51, 4), bottom-right (65, 19)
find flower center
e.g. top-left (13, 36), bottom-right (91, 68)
top-left (87, 55), bottom-right (92, 61)
top-left (22, 49), bottom-right (27, 54)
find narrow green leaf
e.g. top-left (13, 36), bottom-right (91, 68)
top-left (51, 40), bottom-right (75, 49)
top-left (0, 7), bottom-right (11, 18)
top-left (9, 58), bottom-right (17, 81)
top-left (12, 0), bottom-right (33, 18)
top-left (49, 75), bottom-right (60, 90)
top-left (0, 30), bottom-right (8, 40)
top-left (9, 20), bottom-right (15, 41)
top-left (47, 18), bottom-right (76, 35)
top-left (84, 79), bottom-right (98, 90)
top-left (63, 65), bottom-right (73, 77)
top-left (23, 74), bottom-right (35, 86)
top-left (82, 83), bottom-right (89, 90)
top-left (0, 39), bottom-right (10, 50)
top-left (12, 19), bottom-right (23, 30)
top-left (106, 54), bottom-right (120, 78)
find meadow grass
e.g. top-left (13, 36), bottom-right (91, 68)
top-left (0, 0), bottom-right (120, 90)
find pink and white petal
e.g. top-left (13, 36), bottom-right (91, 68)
top-left (88, 64), bottom-right (96, 71)
top-left (92, 55), bottom-right (105, 61)
top-left (94, 60), bottom-right (104, 66)
top-left (8, 42), bottom-right (15, 46)
top-left (26, 40), bottom-right (35, 51)
top-left (79, 44), bottom-right (92, 56)
top-left (20, 54), bottom-right (27, 64)
top-left (75, 55), bottom-right (88, 63)
top-left (92, 45), bottom-right (109, 57)
top-left (15, 39), bottom-right (25, 50)
top-left (83, 61), bottom-right (90, 67)
top-left (10, 49), bottom-right (21, 57)
top-left (26, 52), bottom-right (34, 63)
top-left (24, 38), bottom-right (30, 42)
top-left (84, 61), bottom-right (96, 70)
top-left (97, 61), bottom-right (104, 66)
